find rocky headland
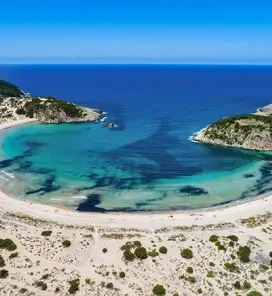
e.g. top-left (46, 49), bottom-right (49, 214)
top-left (193, 105), bottom-right (272, 151)
top-left (0, 79), bottom-right (103, 124)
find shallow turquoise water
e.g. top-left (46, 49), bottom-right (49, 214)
top-left (0, 65), bottom-right (272, 211)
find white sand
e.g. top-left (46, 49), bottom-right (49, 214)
top-left (0, 120), bottom-right (271, 296)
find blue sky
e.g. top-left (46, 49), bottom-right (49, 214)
top-left (1, 0), bottom-right (272, 64)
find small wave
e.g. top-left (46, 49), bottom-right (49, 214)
top-left (0, 176), bottom-right (9, 181)
top-left (102, 111), bottom-right (108, 115)
top-left (188, 135), bottom-right (198, 143)
top-left (71, 195), bottom-right (87, 199)
top-left (2, 170), bottom-right (15, 179)
top-left (100, 116), bottom-right (107, 122)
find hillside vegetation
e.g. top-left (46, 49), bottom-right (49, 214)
top-left (0, 80), bottom-right (25, 97)
top-left (193, 113), bottom-right (272, 150)
top-left (0, 79), bottom-right (102, 123)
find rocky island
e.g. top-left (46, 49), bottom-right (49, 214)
top-left (193, 106), bottom-right (272, 151)
top-left (0, 79), bottom-right (103, 124)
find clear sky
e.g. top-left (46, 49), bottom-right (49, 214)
top-left (1, 0), bottom-right (272, 64)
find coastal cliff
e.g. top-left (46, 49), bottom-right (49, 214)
top-left (0, 79), bottom-right (102, 124)
top-left (193, 109), bottom-right (272, 151)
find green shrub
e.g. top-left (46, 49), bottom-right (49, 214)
top-left (134, 247), bottom-right (148, 259)
top-left (237, 246), bottom-right (251, 263)
top-left (159, 246), bottom-right (168, 254)
top-left (209, 262), bottom-right (215, 267)
top-left (35, 281), bottom-right (47, 291)
top-left (152, 284), bottom-right (166, 295)
top-left (148, 250), bottom-right (159, 257)
top-left (123, 250), bottom-right (135, 261)
top-left (233, 281), bottom-right (241, 289)
top-left (246, 291), bottom-right (263, 296)
top-left (229, 241), bottom-right (235, 247)
top-left (85, 278), bottom-right (91, 285)
top-left (269, 251), bottom-right (272, 258)
top-left (120, 242), bottom-right (134, 252)
top-left (133, 241), bottom-right (141, 247)
top-left (209, 235), bottom-right (219, 242)
top-left (186, 267), bottom-right (193, 274)
top-left (173, 293), bottom-right (179, 296)
top-left (188, 276), bottom-right (196, 283)
top-left (9, 252), bottom-right (19, 259)
top-left (0, 238), bottom-right (17, 251)
top-left (243, 281), bottom-right (252, 290)
top-left (102, 248), bottom-right (107, 253)
top-left (119, 271), bottom-right (125, 278)
top-left (0, 255), bottom-right (5, 267)
top-left (68, 279), bottom-right (80, 294)
top-left (106, 282), bottom-right (113, 289)
top-left (227, 235), bottom-right (238, 242)
top-left (41, 274), bottom-right (49, 280)
top-left (181, 248), bottom-right (193, 259)
top-left (62, 240), bottom-right (71, 248)
top-left (259, 264), bottom-right (269, 271)
top-left (224, 262), bottom-right (240, 273)
top-left (218, 245), bottom-right (226, 251)
top-left (41, 231), bottom-right (52, 237)
top-left (197, 288), bottom-right (203, 294)
top-left (206, 271), bottom-right (213, 278)
top-left (19, 288), bottom-right (28, 294)
top-left (230, 254), bottom-right (236, 259)
top-left (55, 287), bottom-right (61, 293)
top-left (0, 269), bottom-right (9, 279)
top-left (16, 108), bottom-right (26, 115)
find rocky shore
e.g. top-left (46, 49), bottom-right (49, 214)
top-left (0, 79), bottom-right (103, 124)
top-left (193, 104), bottom-right (272, 151)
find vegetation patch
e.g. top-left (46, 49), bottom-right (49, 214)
top-left (239, 212), bottom-right (272, 227)
top-left (152, 284), bottom-right (166, 295)
top-left (237, 246), bottom-right (251, 263)
top-left (0, 269), bottom-right (9, 279)
top-left (148, 249), bottom-right (159, 257)
top-left (68, 278), bottom-right (80, 294)
top-left (134, 247), bottom-right (148, 259)
top-left (0, 80), bottom-right (24, 97)
top-left (62, 240), bottom-right (71, 248)
top-left (9, 252), bottom-right (19, 259)
top-left (209, 235), bottom-right (219, 242)
top-left (227, 235), bottom-right (238, 242)
top-left (224, 262), bottom-right (240, 273)
top-left (246, 291), bottom-right (263, 296)
top-left (159, 246), bottom-right (168, 254)
top-left (180, 248), bottom-right (193, 259)
top-left (41, 230), bottom-right (52, 237)
top-left (0, 238), bottom-right (17, 251)
top-left (0, 255), bottom-right (5, 267)
top-left (34, 281), bottom-right (48, 291)
top-left (123, 250), bottom-right (135, 261)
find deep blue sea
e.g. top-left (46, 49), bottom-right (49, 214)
top-left (1, 64), bottom-right (272, 212)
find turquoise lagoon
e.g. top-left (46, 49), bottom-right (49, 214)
top-left (0, 65), bottom-right (272, 211)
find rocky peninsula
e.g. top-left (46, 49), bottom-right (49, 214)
top-left (0, 79), bottom-right (102, 124)
top-left (193, 105), bottom-right (272, 151)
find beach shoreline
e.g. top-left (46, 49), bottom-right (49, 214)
top-left (1, 115), bottom-right (272, 296)
top-left (0, 119), bottom-right (272, 225)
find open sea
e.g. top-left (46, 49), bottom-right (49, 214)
top-left (0, 64), bottom-right (272, 212)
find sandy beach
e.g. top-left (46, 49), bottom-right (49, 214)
top-left (0, 120), bottom-right (271, 296)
